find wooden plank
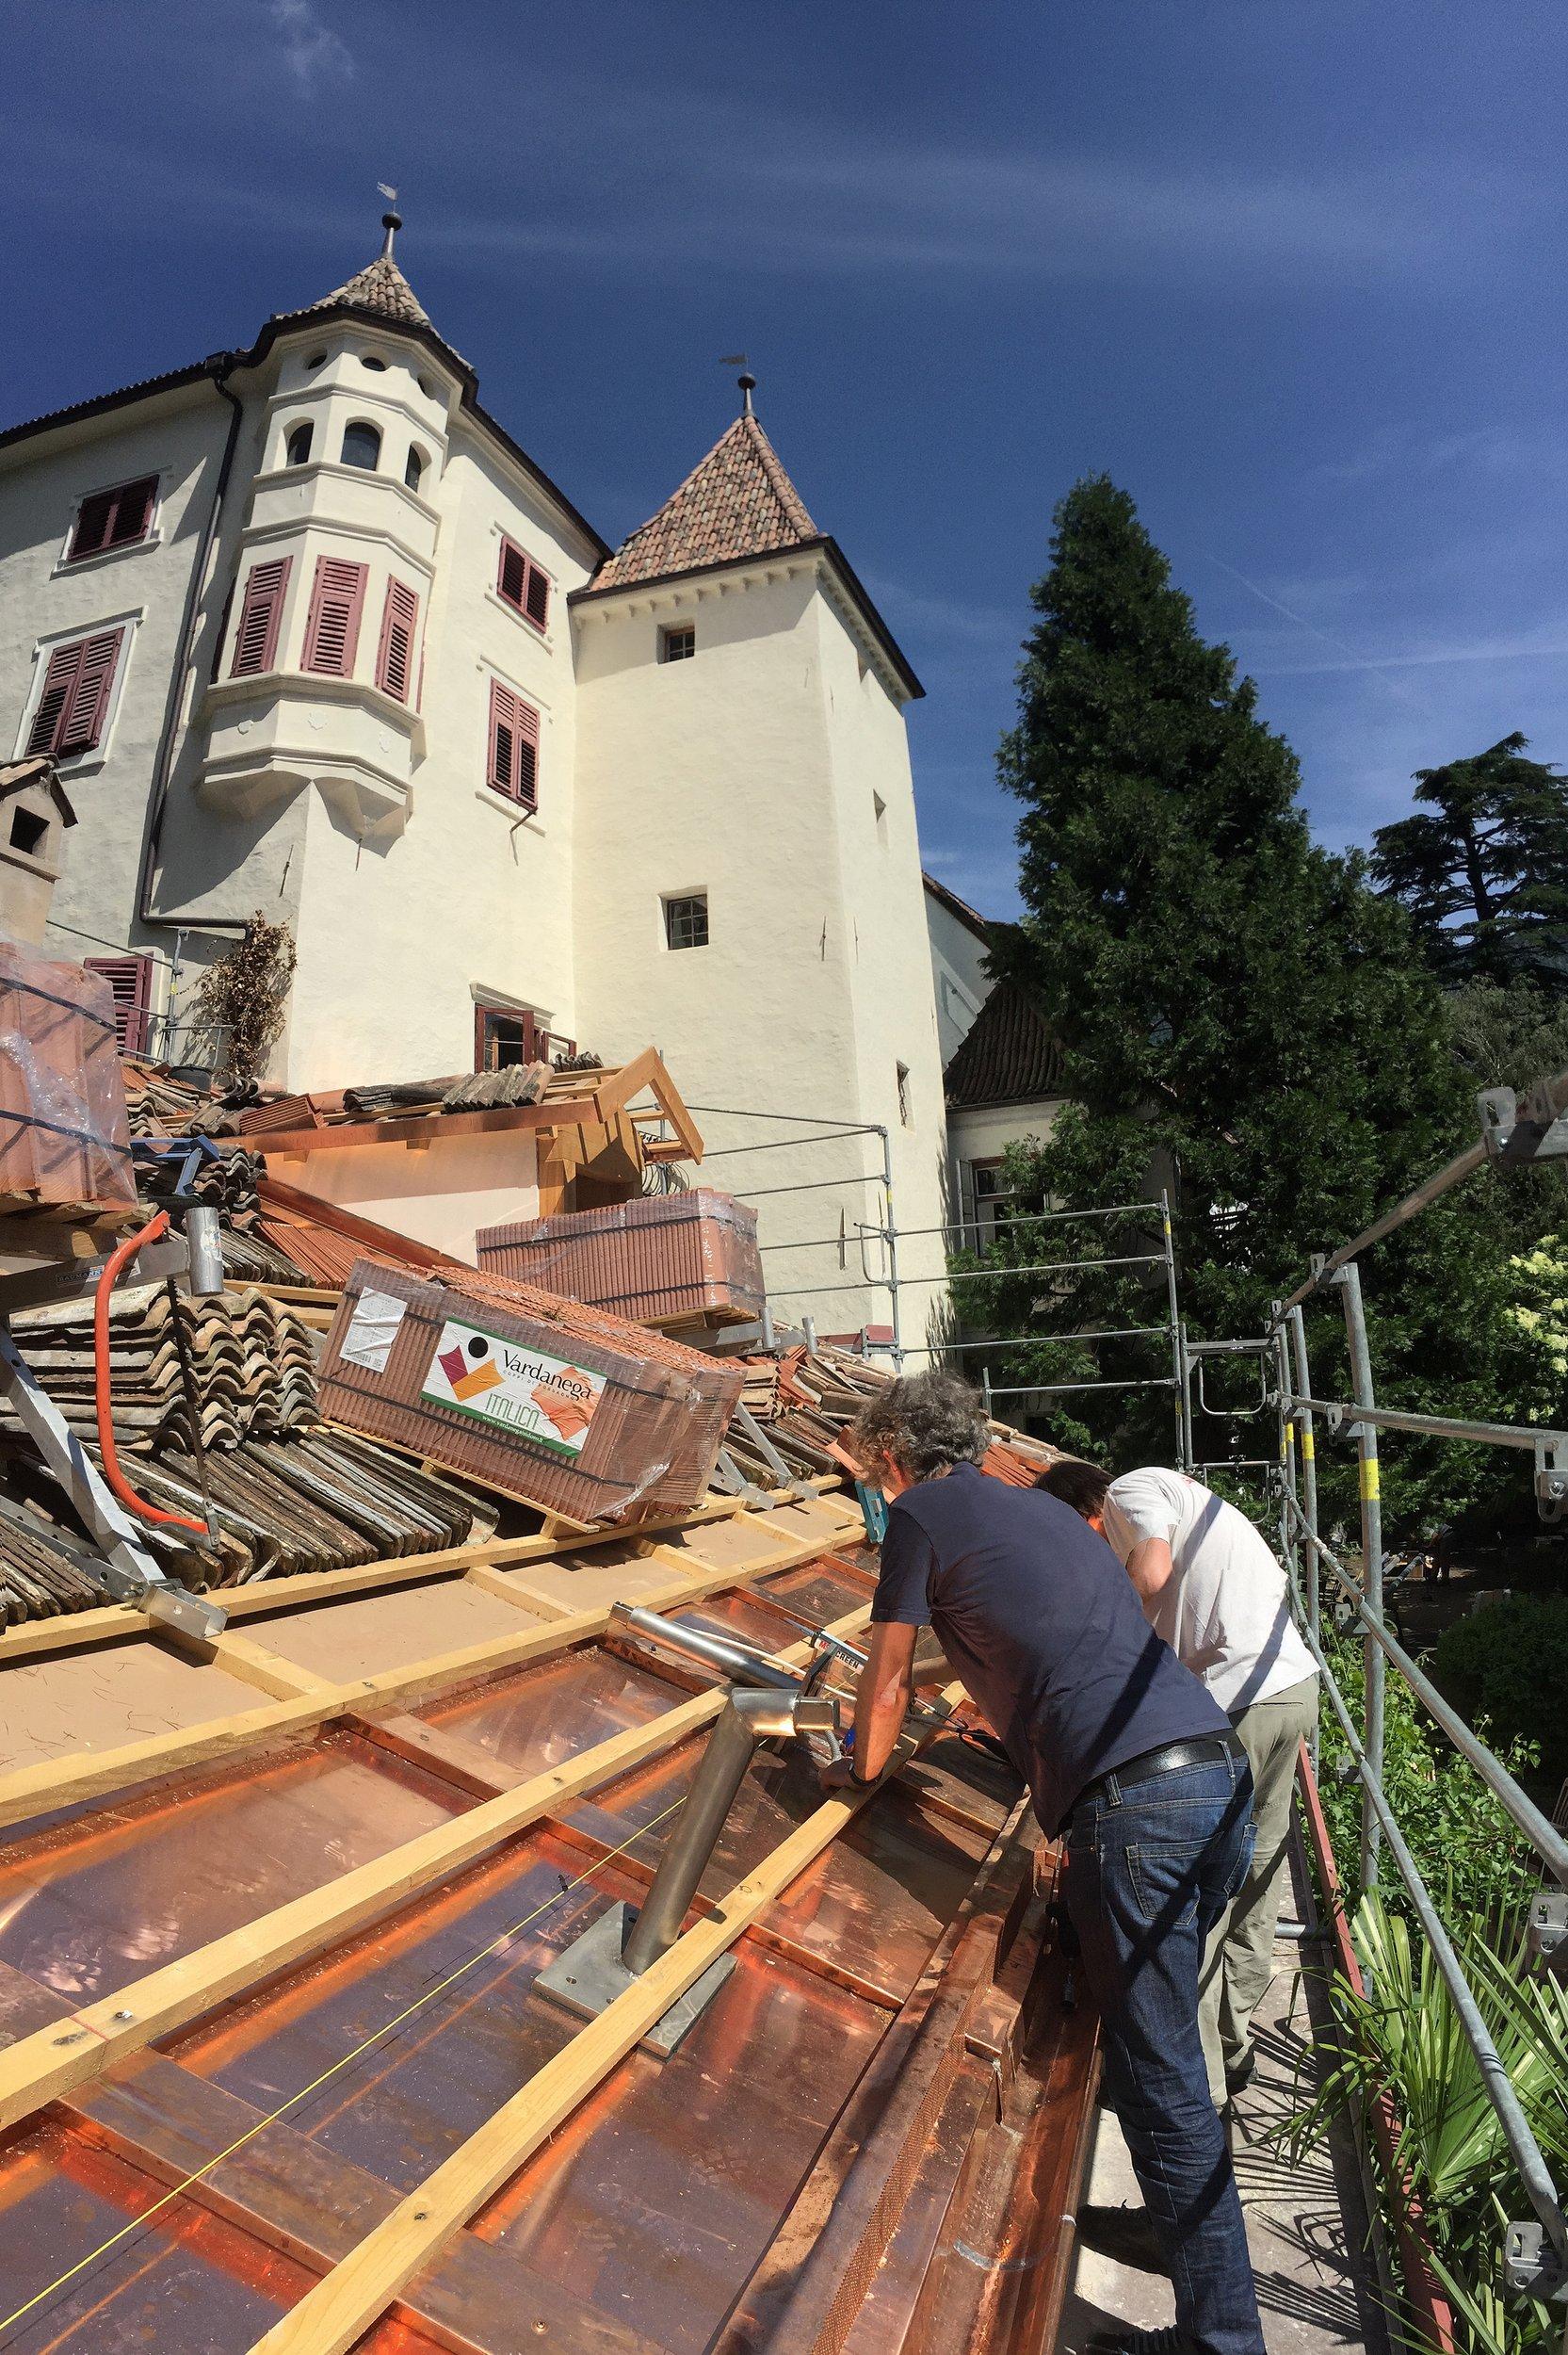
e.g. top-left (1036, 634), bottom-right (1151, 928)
top-left (0, 1589), bottom-right (871, 2133)
top-left (246, 1692), bottom-right (967, 2355)
top-left (204, 1633), bottom-right (338, 1701)
top-left (0, 1509), bottom-right (858, 1831)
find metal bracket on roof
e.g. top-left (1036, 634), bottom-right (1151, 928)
top-left (731, 1404), bottom-right (815, 1500)
top-left (1527, 1891), bottom-right (1568, 1973)
top-left (710, 1448), bottom-right (770, 1509)
top-left (1534, 1438), bottom-right (1568, 1524)
top-left (1503, 2218), bottom-right (1567, 2301)
top-left (1479, 1082), bottom-right (1568, 1168)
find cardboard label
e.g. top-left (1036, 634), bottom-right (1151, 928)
top-left (420, 1317), bottom-right (606, 1459)
top-left (341, 1288), bottom-right (409, 1374)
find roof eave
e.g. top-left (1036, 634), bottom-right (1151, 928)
top-left (571, 535), bottom-right (924, 700)
top-left (922, 871), bottom-right (993, 944)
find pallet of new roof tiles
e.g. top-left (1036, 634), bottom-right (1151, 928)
top-left (0, 945), bottom-right (137, 1210)
top-left (317, 1258), bottom-right (745, 1527)
top-left (476, 1187), bottom-right (765, 1331)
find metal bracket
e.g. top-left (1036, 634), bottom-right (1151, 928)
top-left (1503, 2219), bottom-right (1568, 2301)
top-left (710, 1447), bottom-right (771, 1509)
top-left (1534, 1439), bottom-right (1568, 1525)
top-left (1480, 1082), bottom-right (1568, 1168)
top-left (730, 1403), bottom-right (815, 1500)
top-left (1527, 1891), bottom-right (1568, 1972)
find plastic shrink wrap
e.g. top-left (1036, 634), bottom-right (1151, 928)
top-left (0, 945), bottom-right (137, 1211)
top-left (317, 1258), bottom-right (745, 1528)
top-left (476, 1188), bottom-right (764, 1329)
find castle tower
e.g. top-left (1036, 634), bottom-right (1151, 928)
top-left (570, 384), bottom-right (951, 1347)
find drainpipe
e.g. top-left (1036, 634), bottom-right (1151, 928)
top-left (134, 356), bottom-right (248, 948)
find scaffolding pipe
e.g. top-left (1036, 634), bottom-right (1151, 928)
top-left (1334, 1262), bottom-right (1384, 1885)
top-left (1301, 1614), bottom-right (1568, 2277)
top-left (1285, 1395), bottom-right (1568, 1456)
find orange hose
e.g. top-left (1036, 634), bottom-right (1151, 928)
top-left (93, 1209), bottom-right (208, 1535)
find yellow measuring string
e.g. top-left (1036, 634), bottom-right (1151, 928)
top-left (0, 1793), bottom-right (688, 2340)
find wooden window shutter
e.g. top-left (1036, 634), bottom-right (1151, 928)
top-left (375, 577), bottom-right (420, 703)
top-left (487, 680), bottom-right (541, 808)
top-left (524, 563), bottom-right (550, 629)
top-left (26, 628), bottom-right (123, 757)
top-left (68, 476), bottom-right (156, 561)
top-left (230, 556), bottom-right (292, 677)
top-left (57, 629), bottom-right (123, 755)
top-left (83, 953), bottom-right (154, 1054)
top-left (301, 556), bottom-right (368, 676)
top-left (25, 642), bottom-right (83, 755)
top-left (497, 538), bottom-right (527, 610)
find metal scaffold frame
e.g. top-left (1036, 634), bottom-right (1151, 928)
top-left (1226, 1070), bottom-right (1568, 2330)
top-left (680, 1102), bottom-right (1188, 1452)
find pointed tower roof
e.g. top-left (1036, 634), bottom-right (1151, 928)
top-left (273, 210), bottom-right (444, 341)
top-left (591, 410), bottom-right (819, 592)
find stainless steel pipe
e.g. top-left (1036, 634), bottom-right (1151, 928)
top-left (618, 1604), bottom-right (802, 1692)
top-left (620, 1686), bottom-right (839, 1976)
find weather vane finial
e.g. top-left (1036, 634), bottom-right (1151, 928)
top-left (378, 184), bottom-right (401, 258)
top-left (719, 353), bottom-right (755, 416)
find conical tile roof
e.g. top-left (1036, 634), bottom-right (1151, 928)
top-left (308, 250), bottom-right (429, 326)
top-left (593, 413), bottom-right (819, 591)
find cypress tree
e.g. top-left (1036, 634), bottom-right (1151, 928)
top-left (984, 478), bottom-right (1560, 1525)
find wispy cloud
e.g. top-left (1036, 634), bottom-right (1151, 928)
top-left (268, 0), bottom-right (353, 97)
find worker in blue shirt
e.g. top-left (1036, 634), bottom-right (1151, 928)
top-left (826, 1373), bottom-right (1264, 2355)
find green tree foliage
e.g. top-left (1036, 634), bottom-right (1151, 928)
top-left (1371, 734), bottom-right (1568, 994)
top-left (1431, 1595), bottom-right (1568, 1792)
top-left (984, 479), bottom-right (1565, 1530)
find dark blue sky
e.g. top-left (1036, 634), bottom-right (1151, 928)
top-left (5, 2), bottom-right (1564, 918)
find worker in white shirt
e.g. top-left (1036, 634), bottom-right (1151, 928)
top-left (1038, 1458), bottom-right (1318, 2105)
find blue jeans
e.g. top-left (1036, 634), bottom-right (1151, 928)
top-left (1064, 1747), bottom-right (1264, 2355)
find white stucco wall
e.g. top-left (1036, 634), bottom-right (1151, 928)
top-left (571, 554), bottom-right (950, 1346)
top-left (269, 1125), bottom-right (539, 1260)
top-left (925, 885), bottom-right (993, 1065)
top-left (0, 381), bottom-right (235, 1006)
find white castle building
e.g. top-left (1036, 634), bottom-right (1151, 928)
top-left (0, 216), bottom-right (960, 1342)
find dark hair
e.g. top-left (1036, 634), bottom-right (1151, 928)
top-left (1035, 1458), bottom-right (1111, 1519)
top-left (848, 1372), bottom-right (990, 1484)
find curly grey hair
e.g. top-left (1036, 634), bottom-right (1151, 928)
top-left (848, 1371), bottom-right (990, 1485)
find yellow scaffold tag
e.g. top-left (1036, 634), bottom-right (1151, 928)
top-left (1301, 1431), bottom-right (1315, 1461)
top-left (1360, 1456), bottom-right (1380, 1502)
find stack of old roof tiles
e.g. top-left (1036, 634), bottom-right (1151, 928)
top-left (734, 1344), bottom-right (1059, 1492)
top-left (4, 1281), bottom-right (317, 1453)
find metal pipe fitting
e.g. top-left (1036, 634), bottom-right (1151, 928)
top-left (621, 1686), bottom-right (839, 1976)
top-left (617, 1605), bottom-right (802, 1692)
top-left (182, 1204), bottom-right (225, 1298)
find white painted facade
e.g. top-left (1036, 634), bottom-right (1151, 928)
top-left (0, 228), bottom-right (956, 1340)
top-left (923, 876), bottom-right (993, 1065)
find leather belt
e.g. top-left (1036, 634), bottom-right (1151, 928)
top-left (1078, 1730), bottom-right (1246, 1810)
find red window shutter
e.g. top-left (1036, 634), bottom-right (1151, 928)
top-left (57, 628), bottom-right (123, 755)
top-left (68, 476), bottom-right (157, 562)
top-left (487, 680), bottom-right (540, 807)
top-left (524, 564), bottom-right (550, 629)
top-left (26, 629), bottom-right (122, 757)
top-left (230, 556), bottom-right (292, 677)
top-left (497, 539), bottom-right (527, 611)
top-left (301, 557), bottom-right (368, 676)
top-left (70, 490), bottom-right (117, 560)
top-left (25, 642), bottom-right (84, 755)
top-left (375, 577), bottom-right (420, 703)
top-left (83, 954), bottom-right (154, 1055)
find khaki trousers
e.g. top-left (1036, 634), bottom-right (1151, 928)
top-left (1198, 1672), bottom-right (1318, 2101)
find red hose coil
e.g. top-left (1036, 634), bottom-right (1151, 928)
top-left (93, 1209), bottom-right (208, 1535)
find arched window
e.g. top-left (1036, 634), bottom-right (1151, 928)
top-left (360, 353), bottom-right (388, 372)
top-left (340, 421), bottom-right (381, 472)
top-left (404, 447), bottom-right (427, 494)
top-left (284, 422), bottom-right (314, 467)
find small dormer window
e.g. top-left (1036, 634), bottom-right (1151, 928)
top-left (284, 423), bottom-right (314, 467)
top-left (404, 447), bottom-right (427, 494)
top-left (660, 624), bottom-right (696, 663)
top-left (341, 421), bottom-right (381, 472)
top-left (361, 353), bottom-right (388, 372)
